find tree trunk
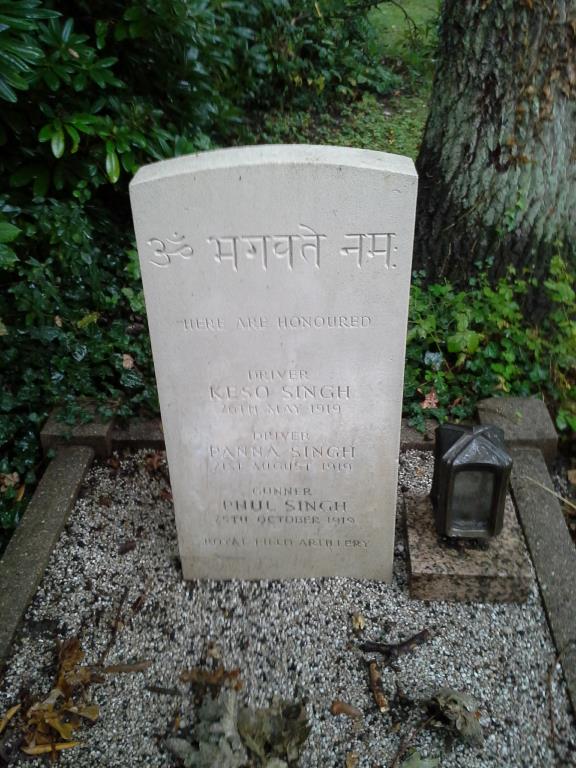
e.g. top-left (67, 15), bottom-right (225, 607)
top-left (414, 0), bottom-right (576, 301)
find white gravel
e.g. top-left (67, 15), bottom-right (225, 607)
top-left (0, 449), bottom-right (574, 767)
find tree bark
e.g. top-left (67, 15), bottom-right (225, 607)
top-left (414, 0), bottom-right (576, 300)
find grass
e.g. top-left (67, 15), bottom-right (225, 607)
top-left (258, 92), bottom-right (429, 160)
top-left (258, 0), bottom-right (440, 159)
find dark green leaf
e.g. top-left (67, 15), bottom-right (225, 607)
top-left (51, 128), bottom-right (65, 158)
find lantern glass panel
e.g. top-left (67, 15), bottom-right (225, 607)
top-left (450, 469), bottom-right (495, 529)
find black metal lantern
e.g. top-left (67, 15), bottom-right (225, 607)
top-left (431, 424), bottom-right (512, 539)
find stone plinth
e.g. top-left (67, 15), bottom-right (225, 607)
top-left (477, 396), bottom-right (558, 466)
top-left (41, 405), bottom-right (114, 457)
top-left (405, 493), bottom-right (533, 603)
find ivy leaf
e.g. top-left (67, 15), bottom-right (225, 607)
top-left (0, 221), bottom-right (21, 243)
top-left (447, 330), bottom-right (483, 355)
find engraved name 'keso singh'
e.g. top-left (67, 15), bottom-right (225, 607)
top-left (209, 384), bottom-right (351, 400)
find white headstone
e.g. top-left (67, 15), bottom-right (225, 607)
top-left (130, 145), bottom-right (417, 580)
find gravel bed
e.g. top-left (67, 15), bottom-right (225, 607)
top-left (0, 449), bottom-right (575, 767)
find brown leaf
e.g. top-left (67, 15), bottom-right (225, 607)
top-left (345, 753), bottom-right (360, 768)
top-left (131, 592), bottom-right (147, 613)
top-left (567, 469), bottom-right (576, 486)
top-left (73, 704), bottom-right (100, 722)
top-left (330, 699), bottom-right (362, 719)
top-left (44, 715), bottom-right (77, 741)
top-left (421, 388), bottom-right (438, 410)
top-left (118, 540), bottom-right (136, 555)
top-left (145, 451), bottom-right (165, 472)
top-left (160, 487), bottom-right (173, 502)
top-left (21, 741), bottom-right (83, 755)
top-left (206, 643), bottom-right (221, 660)
top-left (180, 665), bottom-right (242, 691)
top-left (107, 456), bottom-right (120, 471)
top-left (0, 472), bottom-right (19, 492)
top-left (98, 494), bottom-right (112, 507)
top-left (351, 612), bottom-right (365, 633)
top-left (122, 353), bottom-right (134, 370)
top-left (58, 638), bottom-right (84, 679)
top-left (0, 703), bottom-right (20, 734)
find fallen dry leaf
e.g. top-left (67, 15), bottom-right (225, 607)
top-left (131, 592), bottom-right (147, 613)
top-left (428, 688), bottom-right (483, 746)
top-left (345, 752), bottom-right (359, 768)
top-left (421, 388), bottom-right (438, 410)
top-left (118, 540), bottom-right (136, 555)
top-left (0, 472), bottom-right (19, 492)
top-left (0, 703), bottom-right (20, 734)
top-left (206, 642), bottom-right (222, 660)
top-left (567, 469), bottom-right (576, 486)
top-left (21, 741), bottom-right (83, 756)
top-left (106, 456), bottom-right (120, 471)
top-left (160, 487), bottom-right (173, 502)
top-left (330, 699), bottom-right (362, 719)
top-left (351, 612), bottom-right (366, 633)
top-left (122, 353), bottom-right (134, 369)
top-left (16, 638), bottom-right (100, 760)
top-left (145, 451), bottom-right (165, 472)
top-left (180, 665), bottom-right (242, 693)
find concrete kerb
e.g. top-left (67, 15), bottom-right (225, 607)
top-left (509, 447), bottom-right (576, 714)
top-left (0, 445), bottom-right (94, 666)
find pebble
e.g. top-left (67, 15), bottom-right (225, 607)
top-left (0, 449), bottom-right (574, 767)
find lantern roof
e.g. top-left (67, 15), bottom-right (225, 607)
top-left (442, 426), bottom-right (512, 470)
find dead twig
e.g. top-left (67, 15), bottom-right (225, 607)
top-left (521, 475), bottom-right (576, 512)
top-left (360, 630), bottom-right (431, 664)
top-left (145, 685), bottom-right (180, 697)
top-left (547, 641), bottom-right (576, 762)
top-left (368, 661), bottom-right (389, 713)
top-left (389, 714), bottom-right (435, 768)
top-left (101, 661), bottom-right (151, 674)
top-left (98, 586), bottom-right (129, 666)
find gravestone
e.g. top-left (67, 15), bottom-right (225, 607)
top-left (130, 145), bottom-right (417, 580)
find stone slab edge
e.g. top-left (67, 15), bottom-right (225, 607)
top-left (116, 418), bottom-right (431, 452)
top-left (41, 406), bottom-right (114, 458)
top-left (478, 396), bottom-right (558, 466)
top-left (41, 411), bottom-right (431, 453)
top-left (0, 445), bottom-right (94, 667)
top-left (510, 447), bottom-right (576, 714)
top-left (404, 493), bottom-right (532, 604)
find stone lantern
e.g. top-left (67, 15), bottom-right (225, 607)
top-left (431, 424), bottom-right (512, 539)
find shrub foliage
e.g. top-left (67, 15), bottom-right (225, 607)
top-left (0, 0), bottom-right (399, 541)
